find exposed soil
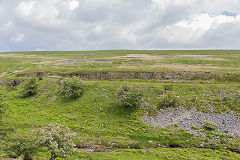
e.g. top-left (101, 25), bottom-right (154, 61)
top-left (32, 59), bottom-right (67, 64)
top-left (0, 53), bottom-right (55, 59)
top-left (0, 54), bottom-right (21, 57)
top-left (76, 145), bottom-right (117, 152)
top-left (150, 64), bottom-right (222, 71)
top-left (54, 59), bottom-right (112, 65)
top-left (0, 68), bottom-right (29, 78)
top-left (108, 54), bottom-right (165, 61)
top-left (178, 55), bottom-right (227, 61)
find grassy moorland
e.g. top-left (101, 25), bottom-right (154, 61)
top-left (0, 50), bottom-right (240, 160)
top-left (0, 50), bottom-right (240, 75)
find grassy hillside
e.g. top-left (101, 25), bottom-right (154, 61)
top-left (0, 50), bottom-right (240, 159)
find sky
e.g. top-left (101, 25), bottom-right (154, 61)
top-left (1, 0), bottom-right (240, 51)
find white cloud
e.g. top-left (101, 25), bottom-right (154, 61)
top-left (151, 0), bottom-right (196, 9)
top-left (64, 0), bottom-right (79, 10)
top-left (10, 34), bottom-right (25, 43)
top-left (168, 13), bottom-right (240, 43)
top-left (176, 14), bottom-right (240, 32)
top-left (16, 1), bottom-right (37, 17)
top-left (152, 12), bottom-right (240, 45)
top-left (93, 25), bottom-right (103, 34)
top-left (15, 0), bottom-right (67, 30)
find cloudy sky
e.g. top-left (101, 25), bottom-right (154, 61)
top-left (1, 0), bottom-right (240, 51)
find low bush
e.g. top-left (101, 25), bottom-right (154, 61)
top-left (37, 123), bottom-right (75, 160)
top-left (3, 133), bottom-right (39, 160)
top-left (3, 123), bottom-right (76, 160)
top-left (203, 121), bottom-right (218, 131)
top-left (115, 84), bottom-right (143, 110)
top-left (158, 91), bottom-right (179, 109)
top-left (163, 84), bottom-right (173, 92)
top-left (20, 78), bottom-right (38, 97)
top-left (60, 78), bottom-right (84, 99)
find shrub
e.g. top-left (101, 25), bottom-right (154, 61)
top-left (3, 133), bottom-right (39, 160)
top-left (37, 123), bottom-right (75, 160)
top-left (116, 84), bottom-right (143, 110)
top-left (158, 91), bottom-right (179, 109)
top-left (60, 78), bottom-right (84, 99)
top-left (20, 78), bottom-right (38, 97)
top-left (203, 121), bottom-right (218, 131)
top-left (163, 84), bottom-right (173, 92)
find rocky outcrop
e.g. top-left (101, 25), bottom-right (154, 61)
top-left (5, 79), bottom-right (24, 87)
top-left (16, 72), bottom-right (44, 77)
top-left (57, 72), bottom-right (224, 80)
top-left (15, 72), bottom-right (227, 80)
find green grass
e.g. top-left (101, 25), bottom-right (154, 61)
top-left (1, 79), bottom-right (239, 152)
top-left (72, 148), bottom-right (240, 160)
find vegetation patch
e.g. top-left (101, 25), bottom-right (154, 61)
top-left (19, 78), bottom-right (38, 97)
top-left (158, 91), bottom-right (179, 109)
top-left (203, 121), bottom-right (219, 131)
top-left (37, 123), bottom-right (75, 160)
top-left (60, 78), bottom-right (85, 99)
top-left (115, 84), bottom-right (143, 110)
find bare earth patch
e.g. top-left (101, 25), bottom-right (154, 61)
top-left (0, 72), bottom-right (7, 78)
top-left (0, 68), bottom-right (29, 77)
top-left (108, 54), bottom-right (165, 61)
top-left (151, 64), bottom-right (221, 71)
top-left (117, 65), bottom-right (148, 70)
top-left (0, 53), bottom-right (57, 59)
top-left (54, 59), bottom-right (112, 65)
top-left (32, 59), bottom-right (68, 64)
top-left (178, 55), bottom-right (227, 61)
top-left (0, 53), bottom-right (21, 57)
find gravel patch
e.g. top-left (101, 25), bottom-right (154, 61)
top-left (54, 59), bottom-right (112, 65)
top-left (142, 107), bottom-right (240, 136)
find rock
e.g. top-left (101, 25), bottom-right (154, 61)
top-left (16, 72), bottom-right (44, 77)
top-left (6, 79), bottom-right (24, 87)
top-left (16, 72), bottom-right (226, 81)
top-left (142, 107), bottom-right (240, 136)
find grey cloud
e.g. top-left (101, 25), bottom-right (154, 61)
top-left (198, 22), bottom-right (240, 49)
top-left (1, 0), bottom-right (240, 51)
